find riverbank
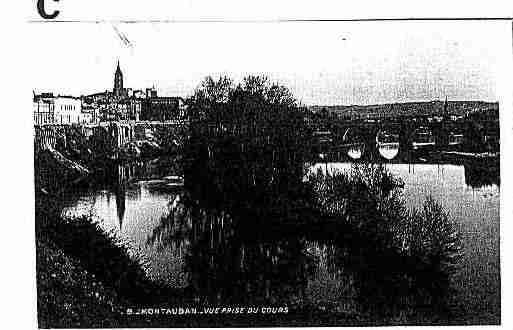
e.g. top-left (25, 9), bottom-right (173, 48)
top-left (35, 191), bottom-right (129, 328)
top-left (435, 151), bottom-right (499, 167)
top-left (36, 234), bottom-right (125, 328)
top-left (35, 190), bottom-right (191, 327)
top-left (34, 137), bottom-right (187, 328)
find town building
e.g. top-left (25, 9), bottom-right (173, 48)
top-left (33, 92), bottom-right (55, 125)
top-left (33, 92), bottom-right (96, 125)
top-left (53, 96), bottom-right (84, 124)
top-left (96, 99), bottom-right (141, 122)
top-left (113, 61), bottom-right (127, 99)
top-left (36, 61), bottom-right (187, 125)
top-left (140, 88), bottom-right (186, 121)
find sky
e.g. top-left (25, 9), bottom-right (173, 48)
top-left (29, 20), bottom-right (508, 106)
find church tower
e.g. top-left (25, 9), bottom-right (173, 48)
top-left (113, 60), bottom-right (124, 98)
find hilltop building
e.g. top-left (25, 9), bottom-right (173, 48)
top-left (34, 61), bottom-right (187, 124)
top-left (140, 87), bottom-right (186, 121)
top-left (81, 61), bottom-right (186, 122)
top-left (33, 92), bottom-right (98, 125)
top-left (113, 61), bottom-right (128, 99)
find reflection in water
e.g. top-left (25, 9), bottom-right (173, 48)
top-left (378, 143), bottom-right (399, 160)
top-left (347, 144), bottom-right (365, 160)
top-left (464, 163), bottom-right (500, 188)
top-left (308, 161), bottom-right (499, 323)
top-left (146, 196), bottom-right (312, 305)
top-left (310, 161), bottom-right (499, 190)
top-left (376, 130), bottom-right (400, 160)
top-left (144, 192), bottom-right (455, 318)
top-left (61, 158), bottom-right (499, 324)
top-left (114, 166), bottom-right (126, 230)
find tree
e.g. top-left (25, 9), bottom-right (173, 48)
top-left (186, 76), bottom-right (233, 121)
top-left (184, 75), bottom-right (312, 205)
top-left (186, 75), bottom-right (301, 125)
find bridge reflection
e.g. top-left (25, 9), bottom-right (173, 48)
top-left (377, 143), bottom-right (399, 160)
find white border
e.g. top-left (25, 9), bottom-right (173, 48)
top-left (2, 2), bottom-right (513, 330)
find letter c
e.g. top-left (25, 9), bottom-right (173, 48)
top-left (37, 0), bottom-right (60, 19)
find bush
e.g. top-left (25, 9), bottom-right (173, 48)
top-left (307, 164), bottom-right (461, 273)
top-left (398, 197), bottom-right (463, 273)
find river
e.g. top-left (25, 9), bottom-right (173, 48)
top-left (61, 159), bottom-right (500, 324)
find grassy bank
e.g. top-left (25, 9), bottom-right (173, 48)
top-left (36, 234), bottom-right (124, 328)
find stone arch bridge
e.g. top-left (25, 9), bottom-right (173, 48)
top-left (313, 117), bottom-right (499, 162)
top-left (34, 120), bottom-right (189, 153)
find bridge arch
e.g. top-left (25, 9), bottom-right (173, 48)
top-left (410, 126), bottom-right (436, 150)
top-left (341, 127), bottom-right (366, 160)
top-left (375, 128), bottom-right (401, 160)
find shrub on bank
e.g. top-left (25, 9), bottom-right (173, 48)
top-left (34, 148), bottom-right (90, 195)
top-left (307, 164), bottom-right (462, 278)
top-left (398, 197), bottom-right (463, 273)
top-left (305, 164), bottom-right (463, 319)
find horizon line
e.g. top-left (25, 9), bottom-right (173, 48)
top-left (306, 99), bottom-right (499, 108)
top-left (33, 90), bottom-right (499, 107)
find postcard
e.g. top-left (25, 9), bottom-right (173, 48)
top-left (18, 1), bottom-right (513, 328)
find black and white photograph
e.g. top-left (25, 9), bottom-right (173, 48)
top-left (16, 2), bottom-right (512, 328)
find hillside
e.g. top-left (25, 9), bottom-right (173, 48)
top-left (308, 100), bottom-right (498, 119)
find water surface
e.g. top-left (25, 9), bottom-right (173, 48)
top-left (62, 160), bottom-right (499, 324)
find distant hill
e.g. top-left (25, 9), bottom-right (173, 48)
top-left (308, 100), bottom-right (498, 119)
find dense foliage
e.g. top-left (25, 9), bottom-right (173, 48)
top-left (184, 75), bottom-right (312, 210)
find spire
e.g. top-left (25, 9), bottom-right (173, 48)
top-left (113, 59), bottom-right (124, 98)
top-left (115, 59), bottom-right (122, 74)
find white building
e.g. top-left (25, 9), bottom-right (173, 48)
top-left (33, 93), bottom-right (96, 125)
top-left (33, 93), bottom-right (55, 125)
top-left (53, 96), bottom-right (83, 124)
